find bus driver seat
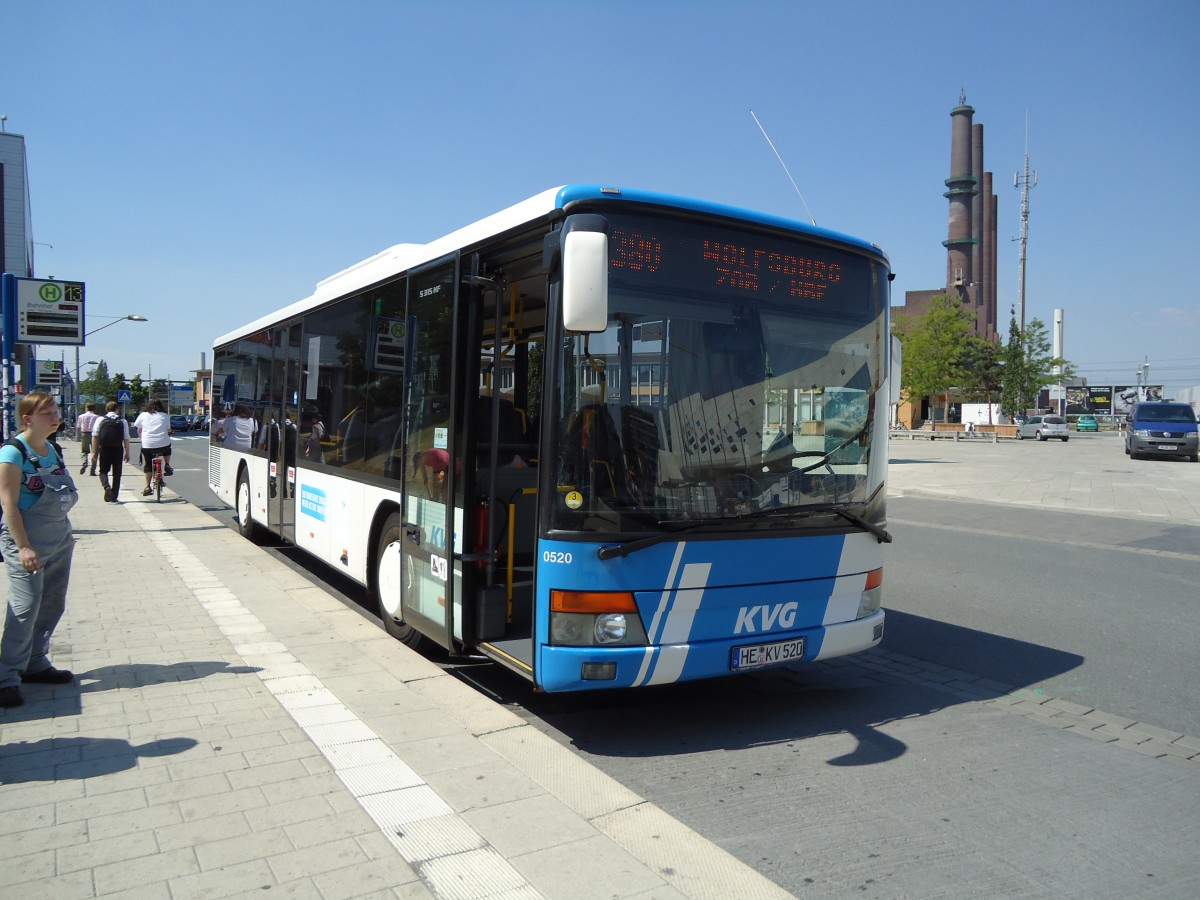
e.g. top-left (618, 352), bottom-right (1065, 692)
top-left (564, 387), bottom-right (630, 506)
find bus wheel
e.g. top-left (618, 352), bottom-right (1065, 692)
top-left (374, 513), bottom-right (424, 649)
top-left (236, 471), bottom-right (258, 540)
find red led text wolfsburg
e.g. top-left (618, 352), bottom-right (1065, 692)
top-left (701, 240), bottom-right (841, 300)
top-left (609, 229), bottom-right (841, 301)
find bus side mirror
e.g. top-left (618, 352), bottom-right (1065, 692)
top-left (562, 230), bottom-right (608, 333)
top-left (889, 335), bottom-right (903, 406)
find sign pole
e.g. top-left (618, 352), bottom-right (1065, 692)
top-left (2, 274), bottom-right (15, 440)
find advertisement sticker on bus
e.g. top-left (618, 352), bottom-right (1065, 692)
top-left (300, 485), bottom-right (327, 522)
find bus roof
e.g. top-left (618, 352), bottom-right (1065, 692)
top-left (215, 185), bottom-right (887, 347)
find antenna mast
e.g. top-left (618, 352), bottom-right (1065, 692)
top-left (1013, 112), bottom-right (1037, 330)
top-left (749, 110), bottom-right (816, 225)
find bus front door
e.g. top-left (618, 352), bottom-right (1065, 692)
top-left (397, 260), bottom-right (462, 651)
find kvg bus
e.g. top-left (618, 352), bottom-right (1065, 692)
top-left (209, 185), bottom-right (893, 692)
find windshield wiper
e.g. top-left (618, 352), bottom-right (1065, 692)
top-left (597, 502), bottom-right (891, 561)
top-left (735, 503), bottom-right (892, 544)
top-left (823, 504), bottom-right (892, 544)
top-left (597, 519), bottom-right (736, 560)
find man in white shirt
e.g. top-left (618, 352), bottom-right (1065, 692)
top-left (75, 402), bottom-right (100, 475)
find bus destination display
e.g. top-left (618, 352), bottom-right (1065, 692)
top-left (606, 216), bottom-right (874, 313)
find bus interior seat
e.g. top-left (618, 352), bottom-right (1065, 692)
top-left (564, 401), bottom-right (632, 505)
top-left (477, 394), bottom-right (536, 465)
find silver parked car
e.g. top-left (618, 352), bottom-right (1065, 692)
top-left (1017, 414), bottom-right (1070, 442)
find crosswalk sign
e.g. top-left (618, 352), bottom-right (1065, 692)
top-left (118, 390), bottom-right (133, 403)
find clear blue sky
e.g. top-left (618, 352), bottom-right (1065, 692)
top-left (5, 0), bottom-right (1199, 395)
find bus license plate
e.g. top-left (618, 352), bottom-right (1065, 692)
top-left (731, 637), bottom-right (805, 671)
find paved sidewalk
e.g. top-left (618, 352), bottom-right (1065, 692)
top-left (0, 478), bottom-right (790, 899)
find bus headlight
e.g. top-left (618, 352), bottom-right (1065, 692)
top-left (550, 613), bottom-right (591, 645)
top-left (595, 613), bottom-right (628, 643)
top-left (550, 590), bottom-right (648, 646)
top-left (857, 568), bottom-right (883, 619)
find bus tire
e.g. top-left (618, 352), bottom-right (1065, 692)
top-left (236, 470), bottom-right (259, 540)
top-left (374, 513), bottom-right (424, 649)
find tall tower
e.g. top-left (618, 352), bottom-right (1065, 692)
top-left (943, 94), bottom-right (977, 292)
top-left (898, 95), bottom-right (1000, 342)
top-left (1014, 125), bottom-right (1038, 331)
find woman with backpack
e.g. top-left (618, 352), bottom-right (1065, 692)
top-left (0, 393), bottom-right (79, 708)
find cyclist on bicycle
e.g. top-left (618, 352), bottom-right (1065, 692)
top-left (133, 399), bottom-right (173, 497)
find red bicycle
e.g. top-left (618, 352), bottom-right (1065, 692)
top-left (149, 454), bottom-right (165, 502)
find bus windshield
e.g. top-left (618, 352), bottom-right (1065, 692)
top-left (550, 216), bottom-right (888, 535)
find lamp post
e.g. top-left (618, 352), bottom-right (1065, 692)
top-left (73, 359), bottom-right (99, 419)
top-left (75, 315), bottom-right (148, 416)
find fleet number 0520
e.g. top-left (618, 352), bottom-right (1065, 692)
top-left (542, 550), bottom-right (573, 564)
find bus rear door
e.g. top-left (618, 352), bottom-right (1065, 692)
top-left (266, 322), bottom-right (302, 544)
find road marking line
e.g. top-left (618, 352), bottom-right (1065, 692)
top-left (888, 517), bottom-right (1200, 562)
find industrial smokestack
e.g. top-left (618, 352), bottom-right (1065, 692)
top-left (944, 95), bottom-right (977, 291)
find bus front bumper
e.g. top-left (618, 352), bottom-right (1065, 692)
top-left (536, 610), bottom-right (885, 692)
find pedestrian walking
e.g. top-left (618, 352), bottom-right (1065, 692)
top-left (76, 401), bottom-right (100, 475)
top-left (0, 393), bottom-right (79, 708)
top-left (92, 401), bottom-right (131, 503)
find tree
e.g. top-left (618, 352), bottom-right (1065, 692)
top-left (80, 361), bottom-right (112, 406)
top-left (129, 375), bottom-right (148, 408)
top-left (959, 337), bottom-right (1004, 416)
top-left (1000, 312), bottom-right (1073, 417)
top-left (106, 372), bottom-right (147, 410)
top-left (892, 293), bottom-right (974, 424)
top-left (150, 379), bottom-right (169, 405)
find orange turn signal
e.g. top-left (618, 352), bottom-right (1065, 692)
top-left (551, 590), bottom-right (638, 614)
top-left (865, 568), bottom-right (883, 590)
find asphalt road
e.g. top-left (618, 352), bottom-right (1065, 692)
top-left (163, 435), bottom-right (1200, 897)
top-left (885, 495), bottom-right (1200, 735)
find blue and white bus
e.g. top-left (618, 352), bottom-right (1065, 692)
top-left (209, 185), bottom-right (893, 692)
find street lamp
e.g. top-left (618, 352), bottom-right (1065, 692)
top-left (87, 314), bottom-right (149, 338)
top-left (75, 315), bottom-right (148, 417)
